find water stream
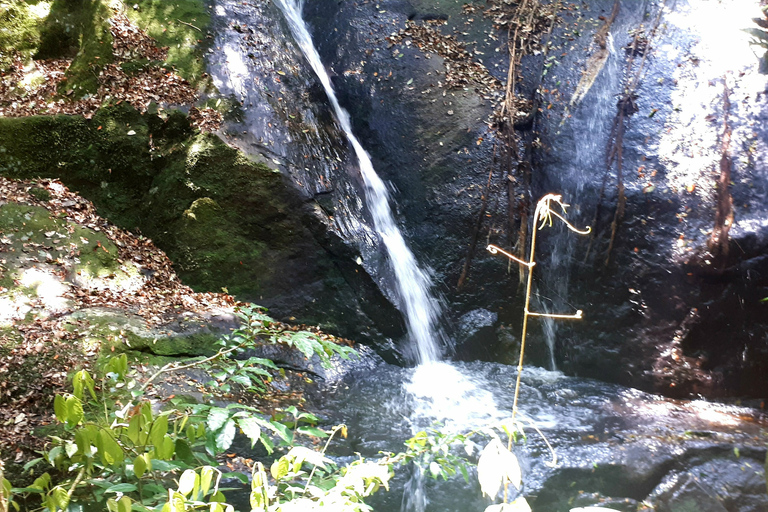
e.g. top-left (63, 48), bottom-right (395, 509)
top-left (275, 0), bottom-right (445, 365)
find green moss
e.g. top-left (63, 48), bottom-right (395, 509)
top-left (0, 326), bottom-right (23, 354)
top-left (36, 0), bottom-right (114, 95)
top-left (0, 105), bottom-right (311, 302)
top-left (29, 186), bottom-right (52, 201)
top-left (122, 0), bottom-right (210, 86)
top-left (64, 307), bottom-right (222, 356)
top-left (0, 1), bottom-right (50, 70)
top-left (0, 203), bottom-right (144, 304)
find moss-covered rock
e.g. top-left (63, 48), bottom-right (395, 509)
top-left (0, 202), bottom-right (147, 325)
top-left (0, 1), bottom-right (49, 70)
top-left (36, 0), bottom-right (114, 95)
top-left (0, 106), bottom-right (404, 342)
top-left (122, 0), bottom-right (211, 85)
top-left (63, 307), bottom-right (235, 355)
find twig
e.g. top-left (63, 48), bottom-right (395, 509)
top-left (176, 19), bottom-right (202, 32)
top-left (140, 342), bottom-right (244, 392)
top-left (66, 466), bottom-right (87, 505)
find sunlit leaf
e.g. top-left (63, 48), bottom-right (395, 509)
top-left (236, 417), bottom-right (262, 449)
top-left (477, 438), bottom-right (522, 499)
top-left (215, 419), bottom-right (236, 452)
top-left (207, 408), bottom-right (230, 432)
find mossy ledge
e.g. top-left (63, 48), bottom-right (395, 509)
top-left (0, 104), bottom-right (405, 342)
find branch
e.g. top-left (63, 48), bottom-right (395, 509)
top-left (140, 342), bottom-right (245, 392)
top-left (176, 19), bottom-right (202, 32)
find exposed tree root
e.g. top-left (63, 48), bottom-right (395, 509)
top-left (586, 1), bottom-right (666, 266)
top-left (707, 78), bottom-right (734, 267)
top-left (568, 0), bottom-right (620, 110)
top-left (457, 142), bottom-right (498, 291)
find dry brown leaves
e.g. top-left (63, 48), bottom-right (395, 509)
top-left (0, 9), bottom-right (219, 131)
top-left (0, 176), bottom-right (240, 460)
top-left (1, 177), bottom-right (236, 324)
top-left (387, 21), bottom-right (501, 98)
top-left (189, 106), bottom-right (224, 133)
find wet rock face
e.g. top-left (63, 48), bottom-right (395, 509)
top-left (301, 0), bottom-right (509, 301)
top-left (293, 0), bottom-right (768, 398)
top-left (533, 0), bottom-right (768, 399)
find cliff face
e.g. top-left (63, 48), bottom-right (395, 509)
top-left (293, 0), bottom-right (768, 399)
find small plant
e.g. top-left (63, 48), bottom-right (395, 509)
top-left (482, 193), bottom-right (590, 510)
top-left (142, 304), bottom-right (357, 396)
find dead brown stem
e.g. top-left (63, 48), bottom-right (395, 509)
top-left (708, 78), bottom-right (734, 266)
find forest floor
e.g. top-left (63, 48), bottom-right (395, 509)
top-left (0, 0), bottom-right (331, 482)
top-left (0, 176), bottom-right (236, 470)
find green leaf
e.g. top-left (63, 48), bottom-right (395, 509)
top-left (64, 440), bottom-right (78, 458)
top-left (51, 486), bottom-right (69, 511)
top-left (53, 395), bottom-right (67, 424)
top-left (65, 395), bottom-right (84, 428)
top-left (117, 496), bottom-right (131, 512)
top-left (127, 414), bottom-right (141, 445)
top-left (150, 415), bottom-right (169, 451)
top-left (22, 458), bottom-right (42, 472)
top-left (107, 354), bottom-right (129, 379)
top-left (215, 420), bottom-right (236, 452)
top-left (266, 419), bottom-right (292, 444)
top-left (133, 454), bottom-right (148, 478)
top-left (296, 426), bottom-right (328, 438)
top-left (221, 471), bottom-right (248, 484)
top-left (156, 435), bottom-right (175, 460)
top-left (72, 370), bottom-right (97, 401)
top-left (228, 374), bottom-right (252, 387)
top-left (31, 473), bottom-right (51, 492)
top-left (177, 470), bottom-right (198, 497)
top-left (74, 429), bottom-right (93, 457)
top-left (97, 430), bottom-right (124, 466)
top-left (236, 417), bottom-right (262, 449)
top-left (271, 457), bottom-right (290, 480)
top-left (459, 463), bottom-right (470, 483)
top-left (244, 357), bottom-right (279, 370)
top-left (259, 433), bottom-right (274, 455)
top-left (207, 408), bottom-right (230, 433)
top-left (105, 483), bottom-right (137, 494)
top-left (200, 466), bottom-right (215, 497)
top-left (148, 459), bottom-right (184, 472)
top-left (46, 446), bottom-right (62, 466)
top-left (185, 424), bottom-right (196, 445)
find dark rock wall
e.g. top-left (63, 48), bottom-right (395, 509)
top-left (295, 0), bottom-right (768, 399)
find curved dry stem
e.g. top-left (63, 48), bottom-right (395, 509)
top-left (519, 419), bottom-right (557, 468)
top-left (486, 244), bottom-right (535, 267)
top-left (526, 309), bottom-right (583, 319)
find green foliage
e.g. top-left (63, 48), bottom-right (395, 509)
top-left (4, 343), bottom-right (489, 512)
top-left (231, 305), bottom-right (358, 370)
top-left (10, 354), bottom-right (346, 511)
top-left (401, 428), bottom-right (473, 482)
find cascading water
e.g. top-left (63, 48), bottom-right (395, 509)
top-left (274, 0), bottom-right (444, 365)
top-left (273, 3), bottom-right (501, 510)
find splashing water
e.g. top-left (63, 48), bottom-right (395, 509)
top-left (275, 0), bottom-right (445, 364)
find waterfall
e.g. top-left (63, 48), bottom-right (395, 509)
top-left (274, 0), bottom-right (445, 364)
